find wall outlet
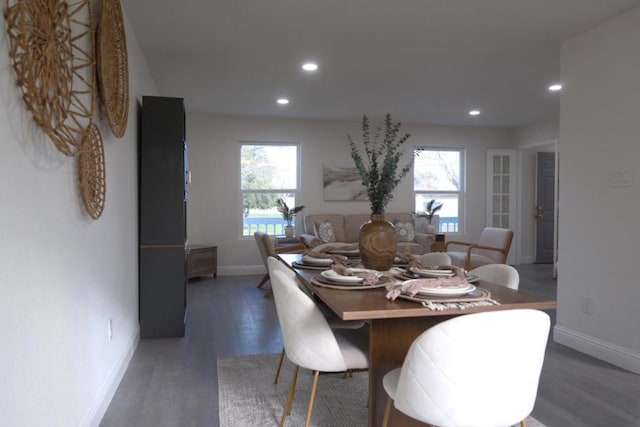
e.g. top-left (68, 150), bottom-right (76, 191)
top-left (108, 318), bottom-right (113, 342)
top-left (581, 296), bottom-right (593, 315)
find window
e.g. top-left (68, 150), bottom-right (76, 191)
top-left (413, 148), bottom-right (464, 233)
top-left (240, 143), bottom-right (300, 236)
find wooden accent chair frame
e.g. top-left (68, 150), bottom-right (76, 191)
top-left (254, 231), bottom-right (306, 297)
top-left (445, 227), bottom-right (514, 271)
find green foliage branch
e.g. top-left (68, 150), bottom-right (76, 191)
top-left (348, 113), bottom-right (416, 214)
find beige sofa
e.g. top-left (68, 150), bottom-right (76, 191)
top-left (299, 213), bottom-right (435, 255)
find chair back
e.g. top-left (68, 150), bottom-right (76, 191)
top-left (418, 252), bottom-right (452, 266)
top-left (268, 259), bottom-right (347, 372)
top-left (254, 231), bottom-right (279, 268)
top-left (470, 264), bottom-right (520, 290)
top-left (477, 227), bottom-right (514, 263)
top-left (394, 309), bottom-right (550, 427)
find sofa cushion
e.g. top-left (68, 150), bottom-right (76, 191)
top-left (304, 214), bottom-right (345, 242)
top-left (344, 214), bottom-right (371, 243)
top-left (315, 220), bottom-right (337, 243)
top-left (395, 221), bottom-right (415, 242)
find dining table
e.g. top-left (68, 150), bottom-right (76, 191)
top-left (278, 253), bottom-right (557, 427)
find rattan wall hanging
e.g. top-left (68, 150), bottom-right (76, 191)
top-left (96, 0), bottom-right (129, 138)
top-left (78, 123), bottom-right (106, 219)
top-left (4, 0), bottom-right (96, 156)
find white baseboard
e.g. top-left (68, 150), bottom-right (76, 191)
top-left (553, 324), bottom-right (640, 375)
top-left (85, 326), bottom-right (140, 427)
top-left (218, 264), bottom-right (264, 276)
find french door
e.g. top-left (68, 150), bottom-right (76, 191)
top-left (486, 150), bottom-right (517, 263)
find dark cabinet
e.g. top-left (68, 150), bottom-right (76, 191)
top-left (139, 96), bottom-right (187, 338)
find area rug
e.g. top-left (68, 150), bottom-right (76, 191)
top-left (217, 353), bottom-right (547, 427)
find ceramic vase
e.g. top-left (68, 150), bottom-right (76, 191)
top-left (359, 214), bottom-right (397, 271)
top-left (284, 225), bottom-right (294, 238)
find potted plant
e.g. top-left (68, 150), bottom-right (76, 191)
top-left (415, 199), bottom-right (443, 234)
top-left (348, 114), bottom-right (416, 270)
top-left (276, 198), bottom-right (305, 238)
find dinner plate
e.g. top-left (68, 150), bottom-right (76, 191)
top-left (320, 268), bottom-right (382, 283)
top-left (402, 279), bottom-right (476, 296)
top-left (409, 266), bottom-right (455, 278)
top-left (301, 255), bottom-right (333, 266)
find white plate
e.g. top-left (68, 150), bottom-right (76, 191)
top-left (402, 279), bottom-right (476, 296)
top-left (320, 268), bottom-right (382, 283)
top-left (409, 266), bottom-right (455, 278)
top-left (302, 255), bottom-right (333, 266)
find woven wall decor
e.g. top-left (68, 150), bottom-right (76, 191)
top-left (4, 0), bottom-right (96, 156)
top-left (78, 124), bottom-right (106, 220)
top-left (96, 0), bottom-right (129, 138)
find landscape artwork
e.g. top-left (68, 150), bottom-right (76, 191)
top-left (323, 163), bottom-right (368, 201)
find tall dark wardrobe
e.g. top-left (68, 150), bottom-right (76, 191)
top-left (139, 96), bottom-right (187, 338)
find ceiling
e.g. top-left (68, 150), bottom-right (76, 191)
top-left (121, 0), bottom-right (640, 128)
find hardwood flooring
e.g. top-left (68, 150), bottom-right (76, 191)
top-left (100, 264), bottom-right (640, 427)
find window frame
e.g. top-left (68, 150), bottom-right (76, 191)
top-left (239, 141), bottom-right (301, 239)
top-left (413, 146), bottom-right (466, 235)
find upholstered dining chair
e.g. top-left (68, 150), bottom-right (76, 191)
top-left (254, 231), bottom-right (306, 296)
top-left (381, 309), bottom-right (550, 427)
top-left (469, 263), bottom-right (520, 290)
top-left (417, 252), bottom-right (452, 266)
top-left (267, 257), bottom-right (365, 384)
top-left (446, 226), bottom-right (514, 270)
top-left (268, 265), bottom-right (369, 427)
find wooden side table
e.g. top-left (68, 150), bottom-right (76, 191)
top-left (187, 244), bottom-right (217, 278)
top-left (431, 234), bottom-right (446, 252)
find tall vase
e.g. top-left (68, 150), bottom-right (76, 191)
top-left (359, 214), bottom-right (397, 271)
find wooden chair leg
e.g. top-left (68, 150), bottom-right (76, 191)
top-left (280, 365), bottom-right (299, 427)
top-left (274, 347), bottom-right (285, 384)
top-left (520, 419), bottom-right (527, 427)
top-left (264, 287), bottom-right (273, 298)
top-left (257, 273), bottom-right (269, 288)
top-left (382, 396), bottom-right (393, 427)
top-left (304, 370), bottom-right (320, 427)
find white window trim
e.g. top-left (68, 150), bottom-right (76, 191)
top-left (239, 141), bottom-right (301, 239)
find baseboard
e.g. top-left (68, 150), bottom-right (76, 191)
top-left (218, 264), bottom-right (264, 276)
top-left (554, 324), bottom-right (640, 375)
top-left (84, 325), bottom-right (140, 427)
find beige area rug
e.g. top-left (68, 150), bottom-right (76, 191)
top-left (217, 353), bottom-right (547, 427)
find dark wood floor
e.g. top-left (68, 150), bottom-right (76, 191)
top-left (100, 264), bottom-right (640, 427)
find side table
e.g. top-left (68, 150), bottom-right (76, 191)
top-left (187, 244), bottom-right (217, 278)
top-left (431, 234), bottom-right (446, 252)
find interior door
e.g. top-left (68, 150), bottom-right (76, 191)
top-left (535, 152), bottom-right (555, 263)
top-left (486, 150), bottom-right (517, 264)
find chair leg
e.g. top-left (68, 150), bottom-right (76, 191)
top-left (257, 273), bottom-right (269, 288)
top-left (264, 287), bottom-right (273, 299)
top-left (520, 419), bottom-right (527, 427)
top-left (280, 365), bottom-right (299, 427)
top-left (304, 370), bottom-right (320, 427)
top-left (274, 347), bottom-right (285, 384)
top-left (382, 396), bottom-right (393, 427)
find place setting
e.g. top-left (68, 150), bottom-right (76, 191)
top-left (311, 265), bottom-right (393, 290)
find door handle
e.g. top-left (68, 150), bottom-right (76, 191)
top-left (534, 205), bottom-right (543, 219)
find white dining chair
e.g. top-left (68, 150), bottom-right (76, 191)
top-left (267, 257), bottom-right (365, 384)
top-left (417, 252), bottom-right (452, 266)
top-left (469, 263), bottom-right (520, 290)
top-left (381, 309), bottom-right (550, 427)
top-left (268, 266), bottom-right (369, 427)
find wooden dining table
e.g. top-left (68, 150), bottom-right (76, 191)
top-left (278, 253), bottom-right (557, 427)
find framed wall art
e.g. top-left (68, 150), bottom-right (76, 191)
top-left (322, 163), bottom-right (367, 201)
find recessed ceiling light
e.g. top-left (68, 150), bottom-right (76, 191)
top-left (469, 110), bottom-right (481, 116)
top-left (302, 62), bottom-right (318, 72)
top-left (277, 98), bottom-right (289, 105)
top-left (548, 84), bottom-right (562, 92)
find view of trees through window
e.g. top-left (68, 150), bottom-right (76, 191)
top-left (414, 148), bottom-right (464, 233)
top-left (240, 143), bottom-right (299, 236)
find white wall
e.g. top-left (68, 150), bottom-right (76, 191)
top-left (555, 6), bottom-right (640, 373)
top-left (0, 7), bottom-right (158, 426)
top-left (185, 114), bottom-right (512, 275)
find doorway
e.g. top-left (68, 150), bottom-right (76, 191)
top-left (535, 152), bottom-right (556, 263)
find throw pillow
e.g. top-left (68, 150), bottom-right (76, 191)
top-left (395, 221), bottom-right (415, 242)
top-left (315, 221), bottom-right (336, 243)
